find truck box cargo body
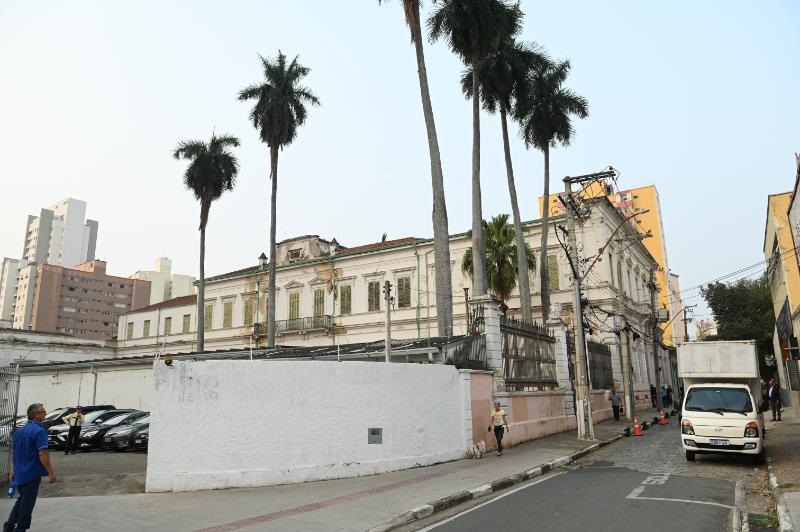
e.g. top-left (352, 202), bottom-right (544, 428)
top-left (677, 340), bottom-right (765, 463)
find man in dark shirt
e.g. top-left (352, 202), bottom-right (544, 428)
top-left (768, 379), bottom-right (783, 421)
top-left (4, 403), bottom-right (57, 532)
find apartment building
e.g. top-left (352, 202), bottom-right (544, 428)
top-left (22, 198), bottom-right (98, 268)
top-left (130, 257), bottom-right (195, 305)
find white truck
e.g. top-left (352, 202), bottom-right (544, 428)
top-left (678, 340), bottom-right (765, 463)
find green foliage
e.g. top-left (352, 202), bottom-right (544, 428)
top-left (462, 214), bottom-right (536, 306)
top-left (700, 274), bottom-right (775, 372)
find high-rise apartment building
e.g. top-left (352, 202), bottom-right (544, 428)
top-left (130, 257), bottom-right (196, 305)
top-left (12, 260), bottom-right (150, 340)
top-left (0, 258), bottom-right (29, 322)
top-left (22, 198), bottom-right (98, 268)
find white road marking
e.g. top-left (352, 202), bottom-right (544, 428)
top-left (418, 471), bottom-right (566, 531)
top-left (625, 484), bottom-right (735, 510)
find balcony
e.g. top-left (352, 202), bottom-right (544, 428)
top-left (253, 316), bottom-right (333, 335)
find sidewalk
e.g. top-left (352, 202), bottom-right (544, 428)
top-left (0, 412), bottom-right (650, 532)
top-left (765, 407), bottom-right (800, 531)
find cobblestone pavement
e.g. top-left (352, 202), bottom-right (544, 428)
top-left (571, 419), bottom-right (774, 521)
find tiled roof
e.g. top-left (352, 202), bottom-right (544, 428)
top-left (336, 237), bottom-right (425, 256)
top-left (131, 294), bottom-right (196, 314)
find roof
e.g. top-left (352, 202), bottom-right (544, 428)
top-left (336, 237), bottom-right (425, 256)
top-left (130, 294), bottom-right (196, 313)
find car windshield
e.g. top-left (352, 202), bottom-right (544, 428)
top-left (44, 408), bottom-right (67, 421)
top-left (101, 413), bottom-right (135, 426)
top-left (83, 411), bottom-right (108, 424)
top-left (685, 387), bottom-right (753, 414)
top-left (133, 415), bottom-right (150, 425)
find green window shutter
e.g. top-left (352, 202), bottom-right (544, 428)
top-left (143, 320), bottom-right (150, 338)
top-left (340, 285), bottom-right (352, 315)
top-left (182, 314), bottom-right (190, 333)
top-left (289, 292), bottom-right (299, 320)
top-left (243, 299), bottom-right (255, 326)
top-left (126, 322), bottom-right (133, 340)
top-left (368, 281), bottom-right (380, 312)
top-left (314, 289), bottom-right (324, 317)
top-left (397, 277), bottom-right (411, 308)
top-left (223, 302), bottom-right (233, 328)
top-left (204, 304), bottom-right (213, 331)
top-left (164, 317), bottom-right (172, 336)
top-left (548, 255), bottom-right (559, 291)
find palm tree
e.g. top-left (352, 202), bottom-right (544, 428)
top-left (461, 39), bottom-right (547, 323)
top-left (174, 133), bottom-right (240, 352)
top-left (429, 0), bottom-right (522, 299)
top-left (239, 52), bottom-right (320, 348)
top-left (378, 0), bottom-right (454, 336)
top-left (515, 59), bottom-right (588, 323)
top-left (462, 214), bottom-right (535, 313)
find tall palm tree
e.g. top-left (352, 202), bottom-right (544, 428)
top-left (239, 52), bottom-right (320, 348)
top-left (515, 59), bottom-right (588, 323)
top-left (462, 214), bottom-right (535, 313)
top-left (461, 39), bottom-right (546, 323)
top-left (174, 133), bottom-right (240, 352)
top-left (378, 0), bottom-right (454, 336)
top-left (429, 0), bottom-right (522, 299)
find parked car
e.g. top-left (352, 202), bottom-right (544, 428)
top-left (47, 409), bottom-right (131, 449)
top-left (41, 405), bottom-right (116, 429)
top-left (102, 414), bottom-right (150, 451)
top-left (78, 411), bottom-right (147, 450)
top-left (131, 426), bottom-right (149, 452)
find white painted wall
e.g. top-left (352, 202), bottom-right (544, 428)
top-left (146, 361), bottom-right (467, 492)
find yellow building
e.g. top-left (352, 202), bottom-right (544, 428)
top-left (540, 182), bottom-right (679, 346)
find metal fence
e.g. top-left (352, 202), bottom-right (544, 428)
top-left (447, 304), bottom-right (488, 370)
top-left (501, 316), bottom-right (557, 390)
top-left (0, 365), bottom-right (20, 486)
top-left (566, 333), bottom-right (614, 390)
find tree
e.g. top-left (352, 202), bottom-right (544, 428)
top-left (428, 0), bottom-right (522, 299)
top-left (701, 274), bottom-right (775, 375)
top-left (174, 133), bottom-right (240, 352)
top-left (461, 39), bottom-right (546, 322)
top-left (239, 52), bottom-right (320, 348)
top-left (461, 214), bottom-right (535, 313)
top-left (378, 1), bottom-right (453, 337)
top-left (515, 59), bottom-right (588, 323)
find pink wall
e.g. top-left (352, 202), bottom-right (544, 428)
top-left (490, 391), bottom-right (576, 448)
top-left (469, 372), bottom-right (494, 449)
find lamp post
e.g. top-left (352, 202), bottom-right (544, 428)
top-left (255, 253), bottom-right (267, 346)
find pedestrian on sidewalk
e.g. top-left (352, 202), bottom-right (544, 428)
top-left (768, 379), bottom-right (783, 421)
top-left (649, 384), bottom-right (657, 408)
top-left (4, 403), bottom-right (57, 532)
top-left (62, 406), bottom-right (84, 455)
top-left (660, 386), bottom-right (667, 409)
top-left (609, 389), bottom-right (622, 421)
top-left (488, 400), bottom-right (509, 457)
top-left (666, 385), bottom-right (673, 408)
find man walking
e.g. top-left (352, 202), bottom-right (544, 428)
top-left (4, 403), bottom-right (56, 532)
top-left (768, 379), bottom-right (783, 422)
top-left (650, 384), bottom-right (657, 408)
top-left (63, 407), bottom-right (84, 455)
top-left (609, 389), bottom-right (622, 421)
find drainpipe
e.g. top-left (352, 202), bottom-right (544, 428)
top-left (91, 366), bottom-right (98, 405)
top-left (414, 245), bottom-right (421, 338)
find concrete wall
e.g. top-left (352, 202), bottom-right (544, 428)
top-left (0, 329), bottom-right (114, 367)
top-left (146, 361), bottom-right (468, 493)
top-left (493, 391), bottom-right (576, 449)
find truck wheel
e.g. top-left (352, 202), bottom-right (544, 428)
top-left (685, 451), bottom-right (696, 461)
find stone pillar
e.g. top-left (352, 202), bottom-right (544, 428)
top-left (470, 296), bottom-right (504, 392)
top-left (553, 322), bottom-right (574, 417)
top-left (458, 369), bottom-right (474, 452)
top-left (609, 342), bottom-right (622, 390)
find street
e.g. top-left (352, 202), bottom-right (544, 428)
top-left (410, 420), bottom-right (772, 532)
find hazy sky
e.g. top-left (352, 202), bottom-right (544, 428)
top-left (1, 1), bottom-right (798, 330)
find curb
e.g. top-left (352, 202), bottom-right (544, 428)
top-left (368, 433), bottom-right (624, 532)
top-left (734, 480), bottom-right (748, 532)
top-left (768, 456), bottom-right (796, 532)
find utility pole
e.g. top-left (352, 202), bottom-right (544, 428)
top-left (615, 253), bottom-right (635, 424)
top-left (463, 287), bottom-right (471, 331)
top-left (681, 305), bottom-right (695, 343)
top-left (384, 280), bottom-right (393, 363)
top-left (650, 270), bottom-right (662, 411)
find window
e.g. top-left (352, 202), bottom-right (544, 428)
top-left (63, 307), bottom-right (76, 313)
top-left (288, 249), bottom-right (302, 262)
top-left (223, 301), bottom-right (233, 328)
top-left (243, 298), bottom-right (255, 326)
top-left (397, 277), bottom-right (411, 308)
top-left (164, 317), bottom-right (172, 336)
top-left (368, 281), bottom-right (381, 312)
top-left (204, 304), bottom-right (213, 331)
top-left (547, 255), bottom-right (559, 291)
top-left (289, 292), bottom-right (300, 321)
top-left (143, 320), bottom-right (151, 338)
top-left (314, 289), bottom-right (324, 317)
top-left (608, 253), bottom-right (614, 287)
top-left (340, 285), bottom-right (352, 315)
top-left (182, 314), bottom-right (191, 333)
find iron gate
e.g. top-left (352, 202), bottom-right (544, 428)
top-left (0, 365), bottom-right (20, 486)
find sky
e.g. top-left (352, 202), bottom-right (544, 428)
top-left (1, 1), bottom-right (798, 334)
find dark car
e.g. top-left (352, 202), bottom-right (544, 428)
top-left (78, 411), bottom-right (147, 450)
top-left (47, 409), bottom-right (132, 449)
top-left (131, 426), bottom-right (149, 452)
top-left (40, 405), bottom-right (116, 429)
top-left (102, 414), bottom-right (150, 451)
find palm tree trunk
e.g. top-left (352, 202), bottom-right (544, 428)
top-left (500, 107), bottom-right (532, 322)
top-left (197, 207), bottom-right (207, 353)
top-left (540, 145), bottom-right (551, 323)
top-left (470, 61), bottom-right (487, 297)
top-left (267, 146), bottom-right (279, 348)
top-left (410, 4), bottom-right (453, 336)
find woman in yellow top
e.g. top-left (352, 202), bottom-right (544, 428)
top-left (488, 400), bottom-right (509, 456)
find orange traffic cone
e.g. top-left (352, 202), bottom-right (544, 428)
top-left (633, 417), bottom-right (643, 436)
top-left (659, 409), bottom-right (668, 425)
